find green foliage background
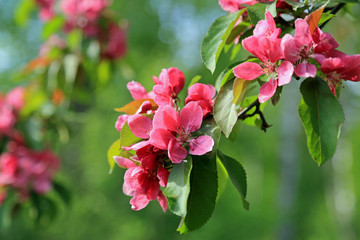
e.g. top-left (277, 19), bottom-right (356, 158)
top-left (1, 0), bottom-right (360, 239)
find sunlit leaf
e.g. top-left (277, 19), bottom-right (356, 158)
top-left (114, 99), bottom-right (157, 115)
top-left (107, 139), bottom-right (121, 172)
top-left (163, 157), bottom-right (192, 217)
top-left (233, 78), bottom-right (252, 104)
top-left (216, 157), bottom-right (228, 202)
top-left (14, 0), bottom-right (35, 27)
top-left (188, 75), bottom-right (202, 88)
top-left (42, 16), bottom-right (66, 40)
top-left (298, 77), bottom-right (345, 166)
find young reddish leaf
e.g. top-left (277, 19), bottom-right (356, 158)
top-left (305, 2), bottom-right (328, 35)
top-left (23, 57), bottom-right (51, 73)
top-left (114, 99), bottom-right (157, 115)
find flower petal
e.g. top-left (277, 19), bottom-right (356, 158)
top-left (157, 191), bottom-right (168, 212)
top-left (189, 135), bottom-right (214, 155)
top-left (294, 62), bottom-right (317, 78)
top-left (233, 62), bottom-right (265, 80)
top-left (130, 194), bottom-right (150, 211)
top-left (127, 81), bottom-right (148, 99)
top-left (180, 101), bottom-right (203, 133)
top-left (115, 115), bottom-right (129, 132)
top-left (149, 129), bottom-right (175, 150)
top-left (157, 165), bottom-right (170, 187)
top-left (277, 61), bottom-right (294, 86)
top-left (258, 78), bottom-right (277, 103)
top-left (113, 156), bottom-right (137, 169)
top-left (128, 114), bottom-right (152, 139)
top-left (168, 139), bottom-right (187, 163)
top-left (163, 105), bottom-right (181, 133)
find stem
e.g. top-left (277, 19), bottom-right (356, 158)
top-left (238, 99), bottom-right (271, 132)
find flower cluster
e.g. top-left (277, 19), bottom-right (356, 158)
top-left (0, 87), bottom-right (60, 205)
top-left (219, 0), bottom-right (296, 13)
top-left (113, 67), bottom-right (216, 211)
top-left (233, 11), bottom-right (360, 102)
top-left (34, 0), bottom-right (126, 60)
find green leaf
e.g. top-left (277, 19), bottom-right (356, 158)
top-left (201, 10), bottom-right (245, 73)
top-left (120, 122), bottom-right (142, 150)
top-left (285, 0), bottom-right (303, 8)
top-left (298, 77), bottom-right (345, 166)
top-left (214, 80), bottom-right (238, 138)
top-left (318, 13), bottom-right (335, 26)
top-left (107, 139), bottom-right (121, 173)
top-left (163, 157), bottom-right (192, 217)
top-left (188, 75), bottom-right (202, 88)
top-left (42, 16), bottom-right (66, 40)
top-left (194, 118), bottom-right (221, 152)
top-left (97, 60), bottom-right (111, 87)
top-left (217, 151), bottom-right (249, 210)
top-left (14, 0), bottom-right (35, 27)
top-left (178, 153), bottom-right (218, 234)
top-left (216, 157), bottom-right (228, 202)
top-left (248, 1), bottom-right (277, 25)
top-left (53, 182), bottom-right (72, 206)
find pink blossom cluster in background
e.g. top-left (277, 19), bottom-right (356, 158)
top-left (0, 139), bottom-right (59, 204)
top-left (219, 0), bottom-right (296, 13)
top-left (114, 67), bottom-right (216, 211)
top-left (232, 11), bottom-right (360, 102)
top-left (34, 0), bottom-right (127, 60)
top-left (0, 87), bottom-right (25, 134)
top-left (0, 87), bottom-right (59, 205)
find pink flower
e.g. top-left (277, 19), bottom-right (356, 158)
top-left (35, 0), bottom-right (55, 21)
top-left (219, 0), bottom-right (257, 13)
top-left (114, 150), bottom-right (169, 212)
top-left (150, 102), bottom-right (214, 163)
top-left (185, 83), bottom-right (216, 118)
top-left (152, 67), bottom-right (185, 107)
top-left (315, 50), bottom-right (360, 94)
top-left (253, 11), bottom-right (281, 40)
top-left (115, 82), bottom-right (155, 133)
top-left (281, 18), bottom-right (338, 78)
top-left (233, 12), bottom-right (293, 103)
top-left (101, 23), bottom-right (127, 60)
top-left (5, 87), bottom-right (25, 111)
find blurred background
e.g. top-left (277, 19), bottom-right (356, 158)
top-left (1, 0), bottom-right (360, 239)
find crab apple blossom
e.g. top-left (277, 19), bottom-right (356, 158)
top-left (281, 18), bottom-right (339, 78)
top-left (233, 11), bottom-right (293, 103)
top-left (150, 101), bottom-right (214, 163)
top-left (101, 23), bottom-right (127, 60)
top-left (185, 83), bottom-right (216, 118)
top-left (0, 139), bottom-right (59, 201)
top-left (152, 67), bottom-right (185, 107)
top-left (315, 50), bottom-right (360, 94)
top-left (115, 82), bottom-right (156, 132)
top-left (35, 0), bottom-right (55, 21)
top-left (114, 149), bottom-right (169, 212)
